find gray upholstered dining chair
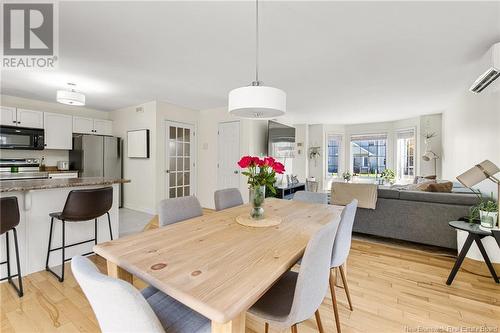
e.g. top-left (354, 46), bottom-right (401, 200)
top-left (71, 256), bottom-right (210, 333)
top-left (329, 199), bottom-right (358, 333)
top-left (248, 215), bottom-right (339, 333)
top-left (158, 196), bottom-right (203, 227)
top-left (293, 191), bottom-right (328, 205)
top-left (214, 188), bottom-right (244, 211)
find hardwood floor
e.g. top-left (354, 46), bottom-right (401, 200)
top-left (2, 217), bottom-right (499, 333)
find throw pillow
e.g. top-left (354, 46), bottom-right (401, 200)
top-left (415, 180), bottom-right (435, 191)
top-left (423, 181), bottom-right (453, 193)
top-left (413, 175), bottom-right (437, 184)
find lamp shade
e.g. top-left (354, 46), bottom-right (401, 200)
top-left (228, 86), bottom-right (286, 118)
top-left (456, 160), bottom-right (500, 187)
top-left (57, 90), bottom-right (85, 106)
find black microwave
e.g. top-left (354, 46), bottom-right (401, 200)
top-left (0, 126), bottom-right (45, 150)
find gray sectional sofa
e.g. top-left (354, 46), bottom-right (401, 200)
top-left (352, 188), bottom-right (480, 249)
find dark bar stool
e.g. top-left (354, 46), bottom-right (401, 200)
top-left (46, 187), bottom-right (113, 282)
top-left (0, 197), bottom-right (24, 297)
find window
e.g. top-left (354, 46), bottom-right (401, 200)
top-left (327, 135), bottom-right (342, 176)
top-left (396, 129), bottom-right (416, 182)
top-left (350, 134), bottom-right (387, 179)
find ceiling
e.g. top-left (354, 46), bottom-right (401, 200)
top-left (1, 1), bottom-right (499, 124)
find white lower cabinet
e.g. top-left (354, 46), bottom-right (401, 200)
top-left (44, 112), bottom-right (73, 149)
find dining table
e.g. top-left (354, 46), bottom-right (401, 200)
top-left (93, 198), bottom-right (344, 333)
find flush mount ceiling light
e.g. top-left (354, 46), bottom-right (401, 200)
top-left (57, 83), bottom-right (86, 106)
top-left (228, 0), bottom-right (286, 119)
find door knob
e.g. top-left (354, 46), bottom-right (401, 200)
top-left (234, 170), bottom-right (239, 174)
top-left (165, 170), bottom-right (170, 173)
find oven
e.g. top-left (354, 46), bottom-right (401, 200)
top-left (0, 126), bottom-right (45, 150)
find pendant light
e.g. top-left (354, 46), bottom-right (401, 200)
top-left (57, 83), bottom-right (86, 106)
top-left (228, 0), bottom-right (286, 118)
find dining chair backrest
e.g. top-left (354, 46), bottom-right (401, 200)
top-left (330, 199), bottom-right (358, 267)
top-left (158, 196), bottom-right (203, 227)
top-left (0, 196), bottom-right (20, 235)
top-left (293, 191), bottom-right (328, 205)
top-left (71, 256), bottom-right (165, 333)
top-left (214, 188), bottom-right (244, 211)
top-left (287, 216), bottom-right (339, 325)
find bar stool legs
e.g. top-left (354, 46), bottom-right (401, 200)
top-left (1, 228), bottom-right (24, 297)
top-left (46, 214), bottom-right (113, 282)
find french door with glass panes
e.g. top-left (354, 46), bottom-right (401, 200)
top-left (165, 121), bottom-right (196, 199)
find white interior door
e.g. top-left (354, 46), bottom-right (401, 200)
top-left (165, 121), bottom-right (196, 199)
top-left (217, 121), bottom-right (240, 190)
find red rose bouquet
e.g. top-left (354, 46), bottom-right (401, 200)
top-left (237, 155), bottom-right (285, 195)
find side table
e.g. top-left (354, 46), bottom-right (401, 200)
top-left (446, 221), bottom-right (499, 285)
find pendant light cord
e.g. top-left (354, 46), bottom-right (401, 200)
top-left (255, 0), bottom-right (260, 85)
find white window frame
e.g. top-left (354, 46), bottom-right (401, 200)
top-left (349, 132), bottom-right (388, 181)
top-left (324, 133), bottom-right (344, 190)
top-left (395, 127), bottom-right (417, 184)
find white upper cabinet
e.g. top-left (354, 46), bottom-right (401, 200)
top-left (17, 109), bottom-right (44, 129)
top-left (73, 116), bottom-right (95, 134)
top-left (73, 117), bottom-right (112, 136)
top-left (0, 106), bottom-right (17, 126)
top-left (94, 119), bottom-right (113, 136)
top-left (44, 112), bottom-right (73, 150)
top-left (0, 107), bottom-right (43, 128)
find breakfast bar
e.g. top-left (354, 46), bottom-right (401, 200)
top-left (0, 177), bottom-right (130, 276)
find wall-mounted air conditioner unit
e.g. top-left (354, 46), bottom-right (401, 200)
top-left (469, 42), bottom-right (500, 94)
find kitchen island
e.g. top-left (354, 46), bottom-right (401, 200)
top-left (0, 177), bottom-right (130, 277)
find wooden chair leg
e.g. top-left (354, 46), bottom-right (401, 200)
top-left (265, 322), bottom-right (269, 333)
top-left (339, 265), bottom-right (353, 311)
top-left (329, 269), bottom-right (342, 333)
top-left (291, 324), bottom-right (298, 333)
top-left (315, 310), bottom-right (325, 333)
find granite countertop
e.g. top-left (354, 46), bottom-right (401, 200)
top-left (0, 177), bottom-right (130, 193)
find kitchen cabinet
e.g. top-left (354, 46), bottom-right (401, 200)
top-left (0, 107), bottom-right (44, 129)
top-left (17, 109), bottom-right (44, 128)
top-left (73, 116), bottom-right (94, 134)
top-left (73, 116), bottom-right (113, 136)
top-left (44, 112), bottom-right (73, 149)
top-left (94, 119), bottom-right (113, 135)
top-left (0, 106), bottom-right (17, 126)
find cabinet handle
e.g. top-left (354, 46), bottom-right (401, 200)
top-left (12, 120), bottom-right (16, 123)
top-left (17, 121), bottom-right (21, 124)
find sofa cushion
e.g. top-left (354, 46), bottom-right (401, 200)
top-left (399, 190), bottom-right (479, 206)
top-left (377, 188), bottom-right (400, 199)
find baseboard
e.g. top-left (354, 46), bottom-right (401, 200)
top-left (122, 204), bottom-right (156, 215)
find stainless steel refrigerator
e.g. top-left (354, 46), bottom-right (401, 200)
top-left (69, 135), bottom-right (123, 206)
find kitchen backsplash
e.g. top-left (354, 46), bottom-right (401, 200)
top-left (0, 149), bottom-right (69, 167)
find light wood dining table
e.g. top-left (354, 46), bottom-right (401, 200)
top-left (93, 198), bottom-right (343, 333)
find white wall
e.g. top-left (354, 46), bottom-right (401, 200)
top-left (442, 87), bottom-right (500, 198)
top-left (111, 101), bottom-right (158, 213)
top-left (110, 100), bottom-right (200, 214)
top-left (0, 94), bottom-right (109, 166)
top-left (197, 107), bottom-right (267, 209)
top-left (293, 124), bottom-right (309, 182)
top-left (420, 114), bottom-right (443, 177)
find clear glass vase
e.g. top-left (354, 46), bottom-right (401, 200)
top-left (250, 185), bottom-right (266, 219)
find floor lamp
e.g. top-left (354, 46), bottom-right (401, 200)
top-left (422, 151), bottom-right (439, 176)
top-left (456, 160), bottom-right (500, 227)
